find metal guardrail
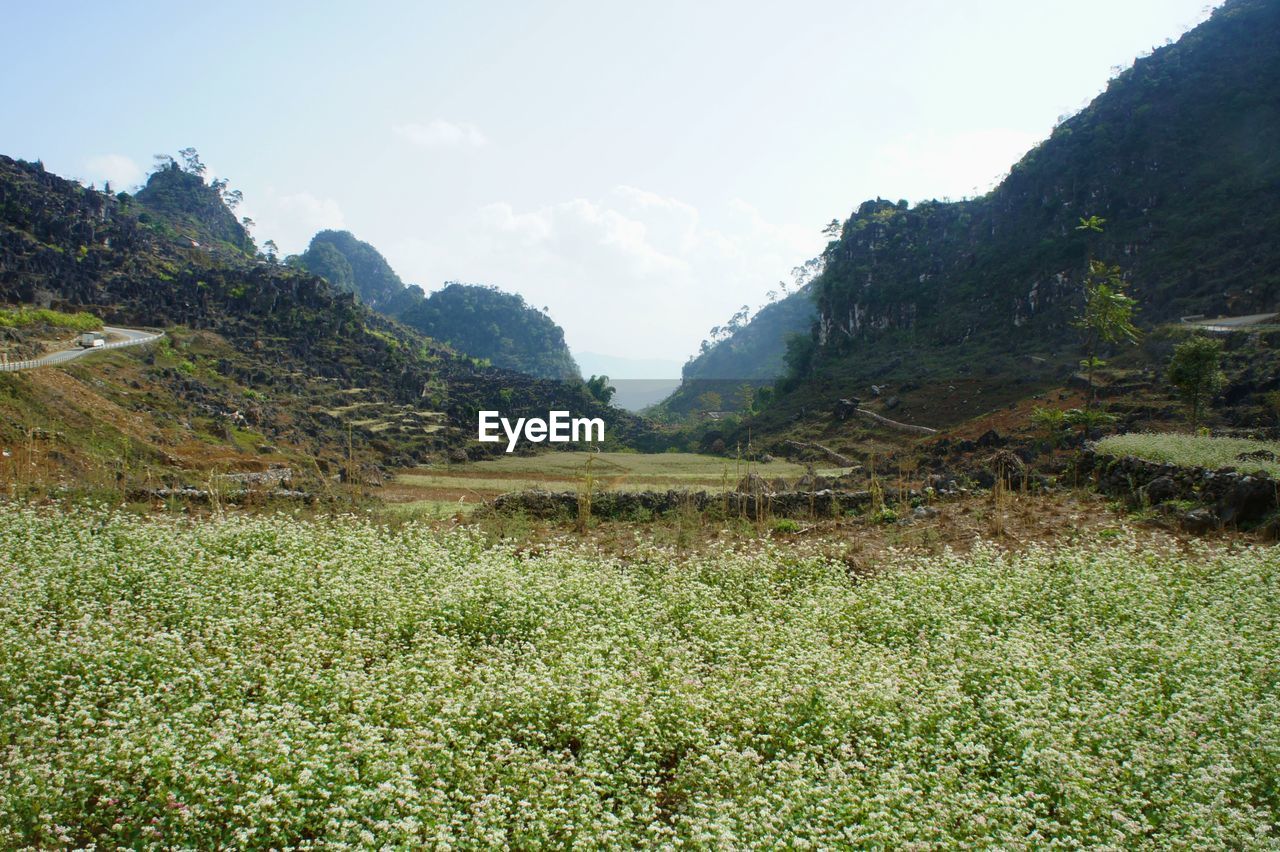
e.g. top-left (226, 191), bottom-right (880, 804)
top-left (0, 330), bottom-right (164, 372)
top-left (0, 356), bottom-right (41, 372)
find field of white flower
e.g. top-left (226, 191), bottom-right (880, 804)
top-left (1097, 433), bottom-right (1280, 477)
top-left (2, 504), bottom-right (1278, 848)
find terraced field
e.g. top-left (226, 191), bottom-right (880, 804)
top-left (1097, 433), bottom-right (1280, 477)
top-left (384, 452), bottom-right (856, 517)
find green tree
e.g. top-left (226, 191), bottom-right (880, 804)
top-left (178, 147), bottom-right (206, 177)
top-left (754, 386), bottom-right (774, 411)
top-left (1030, 406), bottom-right (1068, 448)
top-left (783, 332), bottom-right (817, 381)
top-left (1167, 335), bottom-right (1224, 429)
top-left (1076, 215), bottom-right (1106, 235)
top-left (1075, 259), bottom-right (1140, 408)
top-left (585, 374), bottom-right (615, 405)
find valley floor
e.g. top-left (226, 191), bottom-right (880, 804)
top-left (383, 451), bottom-right (853, 518)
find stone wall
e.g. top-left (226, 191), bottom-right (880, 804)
top-left (488, 487), bottom-right (917, 521)
top-left (1082, 448), bottom-right (1278, 529)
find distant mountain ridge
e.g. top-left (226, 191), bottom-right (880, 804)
top-left (293, 230), bottom-right (581, 381)
top-left (680, 285), bottom-right (815, 382)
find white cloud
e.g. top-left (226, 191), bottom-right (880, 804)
top-left (393, 120), bottom-right (489, 148)
top-left (82, 154), bottom-right (143, 190)
top-left (386, 186), bottom-right (823, 361)
top-left (241, 189), bottom-right (346, 255)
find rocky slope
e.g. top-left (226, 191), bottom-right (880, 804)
top-left (0, 156), bottom-right (647, 490)
top-left (669, 0), bottom-right (1280, 436)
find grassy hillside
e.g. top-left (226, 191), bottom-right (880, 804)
top-left (134, 163), bottom-right (254, 255)
top-left (3, 504), bottom-right (1277, 847)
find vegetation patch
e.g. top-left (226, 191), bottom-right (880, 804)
top-left (2, 505), bottom-right (1277, 847)
top-left (0, 306), bottom-right (101, 332)
top-left (1097, 432), bottom-right (1280, 477)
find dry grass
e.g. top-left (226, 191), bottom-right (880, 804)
top-left (387, 452), bottom-right (854, 509)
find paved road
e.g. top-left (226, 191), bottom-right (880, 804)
top-left (1184, 312), bottom-right (1278, 333)
top-left (0, 327), bottom-right (163, 372)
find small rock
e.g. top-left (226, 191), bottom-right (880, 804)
top-left (1180, 507), bottom-right (1217, 534)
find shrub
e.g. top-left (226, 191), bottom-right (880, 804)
top-left (771, 518), bottom-right (801, 534)
top-left (1167, 335), bottom-right (1224, 428)
top-left (1030, 406), bottom-right (1068, 446)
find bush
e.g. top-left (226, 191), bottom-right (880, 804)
top-left (1030, 406), bottom-right (1068, 446)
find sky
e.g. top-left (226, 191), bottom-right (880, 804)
top-left (1, 0), bottom-right (1220, 371)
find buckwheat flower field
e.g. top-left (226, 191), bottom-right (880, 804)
top-left (2, 505), bottom-right (1278, 847)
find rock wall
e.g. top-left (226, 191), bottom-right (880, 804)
top-left (488, 487), bottom-right (918, 521)
top-left (1082, 448), bottom-right (1278, 529)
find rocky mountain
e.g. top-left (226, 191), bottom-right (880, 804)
top-left (0, 155), bottom-right (646, 484)
top-left (670, 0), bottom-right (1280, 431)
top-left (294, 230), bottom-right (581, 381)
top-left (135, 162), bottom-right (255, 255)
top-left (682, 286), bottom-right (816, 383)
top-left (655, 285), bottom-right (817, 416)
top-left (290, 229), bottom-right (403, 311)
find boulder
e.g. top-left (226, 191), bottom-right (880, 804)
top-left (1179, 507), bottom-right (1218, 534)
top-left (736, 472), bottom-right (773, 496)
top-left (1216, 475), bottom-right (1276, 525)
top-left (795, 473), bottom-right (834, 491)
top-left (1140, 476), bottom-right (1178, 505)
top-left (833, 398), bottom-right (861, 420)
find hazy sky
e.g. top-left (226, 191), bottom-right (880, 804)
top-left (2, 0), bottom-right (1219, 365)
